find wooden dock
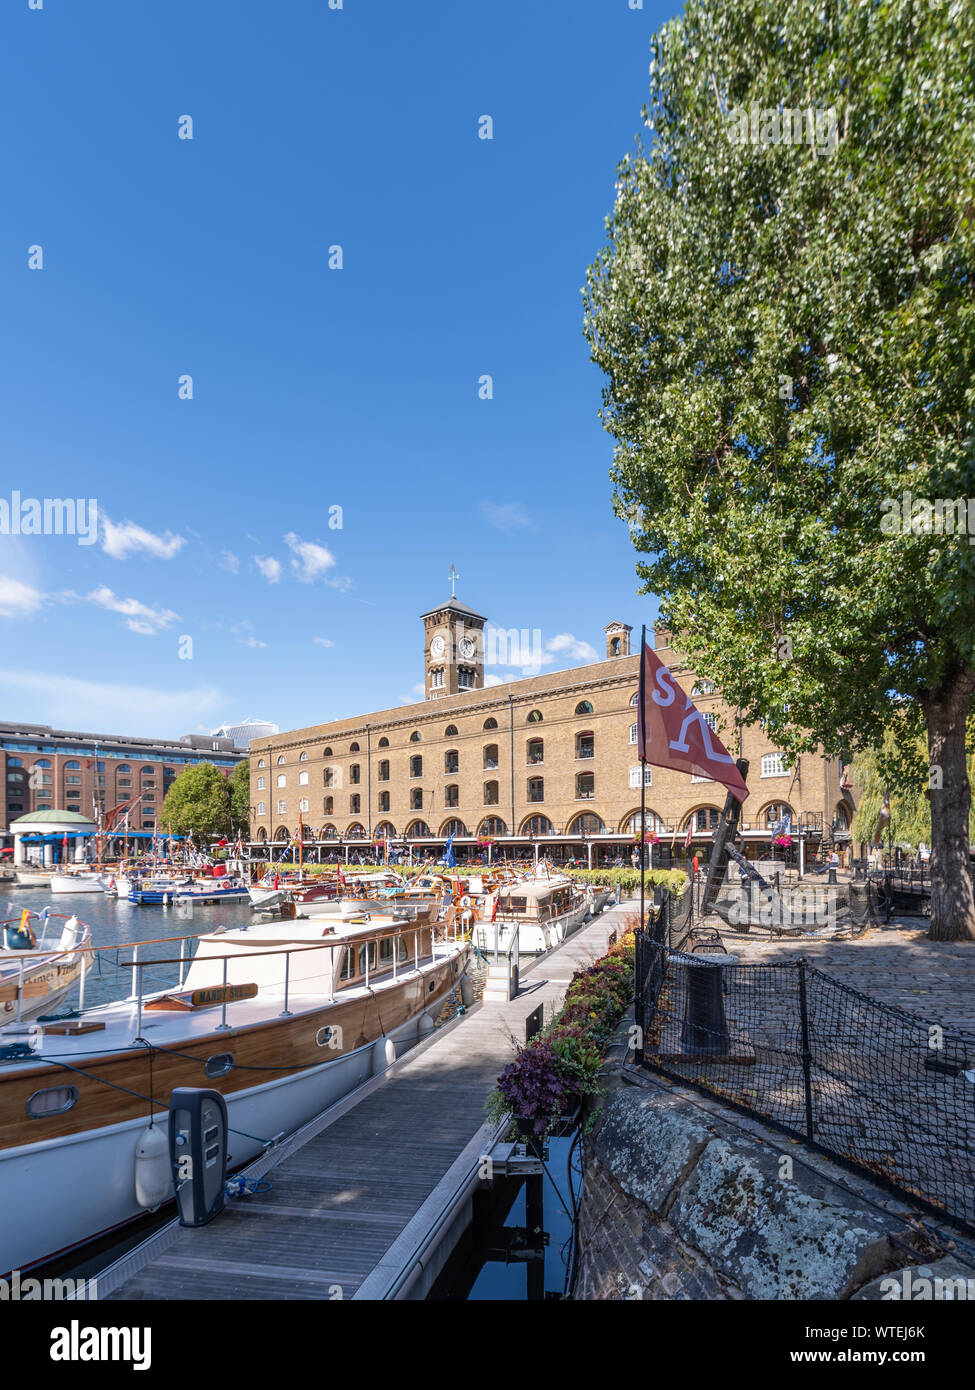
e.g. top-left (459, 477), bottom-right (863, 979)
top-left (99, 904), bottom-right (630, 1300)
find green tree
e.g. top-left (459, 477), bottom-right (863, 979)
top-left (160, 763), bottom-right (232, 840)
top-left (228, 761), bottom-right (251, 834)
top-left (583, 0), bottom-right (975, 939)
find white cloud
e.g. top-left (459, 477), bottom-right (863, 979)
top-left (285, 532), bottom-right (336, 583)
top-left (398, 682), bottom-right (427, 705)
top-left (545, 633), bottom-right (599, 663)
top-left (0, 669), bottom-right (225, 735)
top-left (85, 586), bottom-right (179, 635)
top-left (479, 501), bottom-right (534, 534)
top-left (313, 637), bottom-right (334, 648)
top-left (101, 516), bottom-right (186, 561)
top-left (219, 550), bottom-right (240, 574)
top-left (483, 673), bottom-right (504, 687)
top-left (238, 635), bottom-right (266, 649)
top-left (0, 577), bottom-right (44, 618)
top-left (254, 555), bottom-right (282, 584)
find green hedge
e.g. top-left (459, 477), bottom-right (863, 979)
top-left (252, 859), bottom-right (687, 897)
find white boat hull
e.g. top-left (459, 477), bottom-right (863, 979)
top-left (0, 1007), bottom-right (436, 1274)
top-left (476, 899), bottom-right (590, 955)
top-left (48, 875), bottom-right (105, 895)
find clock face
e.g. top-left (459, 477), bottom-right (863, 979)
top-left (430, 634), bottom-right (446, 659)
top-left (459, 636), bottom-right (476, 660)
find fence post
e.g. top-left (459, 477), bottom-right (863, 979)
top-left (797, 958), bottom-right (815, 1142)
top-left (634, 927), bottom-right (645, 1065)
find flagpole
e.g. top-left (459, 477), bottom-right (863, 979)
top-left (639, 624), bottom-right (647, 931)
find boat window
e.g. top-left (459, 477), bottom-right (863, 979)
top-left (341, 949), bottom-right (356, 980)
top-left (379, 936), bottom-right (394, 963)
top-left (204, 1053), bottom-right (235, 1078)
top-left (507, 895), bottom-right (527, 911)
top-left (316, 1026), bottom-right (336, 1048)
top-left (26, 1085), bottom-right (79, 1118)
top-left (358, 941), bottom-right (378, 974)
top-left (397, 935), bottom-right (409, 962)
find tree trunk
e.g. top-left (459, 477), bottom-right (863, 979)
top-left (924, 675), bottom-right (975, 942)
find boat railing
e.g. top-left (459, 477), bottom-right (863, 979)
top-left (1, 915), bottom-right (463, 1044)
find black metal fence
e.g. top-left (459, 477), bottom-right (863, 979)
top-left (634, 890), bottom-right (975, 1235)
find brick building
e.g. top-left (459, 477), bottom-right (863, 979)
top-left (249, 595), bottom-right (856, 865)
top-left (0, 723), bottom-right (244, 841)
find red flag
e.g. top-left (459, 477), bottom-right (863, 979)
top-left (637, 640), bottom-right (749, 803)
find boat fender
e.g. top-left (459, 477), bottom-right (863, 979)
top-left (418, 1011), bottom-right (435, 1037)
top-left (134, 1123), bottom-right (172, 1209)
top-left (459, 974), bottom-right (475, 1007)
top-left (372, 1036), bottom-right (397, 1075)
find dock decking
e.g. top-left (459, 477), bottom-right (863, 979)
top-left (99, 904), bottom-right (630, 1300)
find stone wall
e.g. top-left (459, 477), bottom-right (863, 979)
top-left (574, 1063), bottom-right (975, 1300)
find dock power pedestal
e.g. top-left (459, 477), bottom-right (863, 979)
top-left (169, 1087), bottom-right (229, 1227)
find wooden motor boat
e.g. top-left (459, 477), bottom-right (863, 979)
top-left (48, 872), bottom-right (106, 895)
top-left (475, 876), bottom-right (591, 956)
top-left (0, 911), bottom-right (92, 1024)
top-left (0, 909), bottom-right (472, 1273)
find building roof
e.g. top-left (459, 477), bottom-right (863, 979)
top-left (10, 809), bottom-right (96, 827)
top-left (418, 598), bottom-right (487, 623)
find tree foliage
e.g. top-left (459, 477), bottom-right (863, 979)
top-left (229, 761), bottom-right (251, 832)
top-left (160, 763), bottom-right (233, 839)
top-left (584, 0), bottom-right (975, 936)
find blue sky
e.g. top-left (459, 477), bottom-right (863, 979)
top-left (0, 0), bottom-right (671, 739)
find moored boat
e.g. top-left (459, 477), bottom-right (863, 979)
top-left (475, 876), bottom-right (591, 955)
top-left (49, 872), bottom-right (106, 895)
top-left (0, 911), bottom-right (92, 1024)
top-left (0, 909), bottom-right (471, 1273)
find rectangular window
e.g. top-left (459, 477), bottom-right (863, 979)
top-left (628, 766), bottom-right (652, 788)
top-left (257, 802), bottom-right (266, 815)
top-left (277, 799), bottom-right (286, 814)
top-left (257, 777), bottom-right (266, 790)
top-left (298, 771), bottom-right (309, 785)
top-left (299, 797), bottom-right (309, 812)
top-left (629, 724), bottom-right (638, 744)
top-left (761, 753), bottom-right (787, 777)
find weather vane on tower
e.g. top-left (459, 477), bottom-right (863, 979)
top-left (448, 563), bottom-right (459, 599)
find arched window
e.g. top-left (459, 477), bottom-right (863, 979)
top-left (323, 747), bottom-right (333, 757)
top-left (526, 710), bottom-right (543, 723)
top-left (575, 700), bottom-right (594, 715)
top-left (350, 742), bottom-right (360, 753)
top-left (483, 780), bottom-right (500, 806)
top-left (257, 758), bottom-right (266, 768)
top-left (378, 737), bottom-right (389, 748)
top-left (687, 807), bottom-right (721, 833)
top-left (277, 755), bottom-right (286, 766)
top-left (445, 749), bottom-right (459, 774)
top-left (445, 784), bottom-right (460, 808)
top-left (378, 790), bottom-right (390, 812)
top-left (610, 636), bottom-right (621, 655)
top-left (527, 738), bottom-right (543, 766)
top-left (522, 814), bottom-right (554, 836)
top-left (692, 680), bottom-right (716, 696)
top-left (764, 802), bottom-right (794, 828)
top-left (483, 718), bottom-right (498, 730)
top-left (480, 817), bottom-right (507, 836)
top-left (568, 812), bottom-right (605, 836)
top-left (409, 731), bottom-right (421, 743)
top-left (141, 765), bottom-right (154, 774)
top-left (274, 826), bottom-right (290, 842)
top-left (629, 692), bottom-right (639, 706)
top-left (320, 824), bottom-right (338, 839)
top-left (64, 760), bottom-right (80, 770)
top-left (441, 818), bottom-right (468, 838)
top-left (625, 810), bottom-right (664, 834)
top-left (116, 764), bottom-right (131, 774)
top-left (444, 724), bottom-right (458, 737)
top-left (575, 730), bottom-right (594, 759)
top-left (375, 821), bottom-right (396, 839)
top-left (7, 758), bottom-right (22, 768)
top-left (405, 820), bottom-right (431, 839)
top-left (256, 826), bottom-right (267, 841)
top-left (483, 744), bottom-right (499, 770)
top-left (35, 759), bottom-right (51, 769)
top-left (347, 823), bottom-right (366, 839)
top-left (299, 751), bottom-right (308, 761)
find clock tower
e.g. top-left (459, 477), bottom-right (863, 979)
top-left (421, 574), bottom-right (487, 700)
